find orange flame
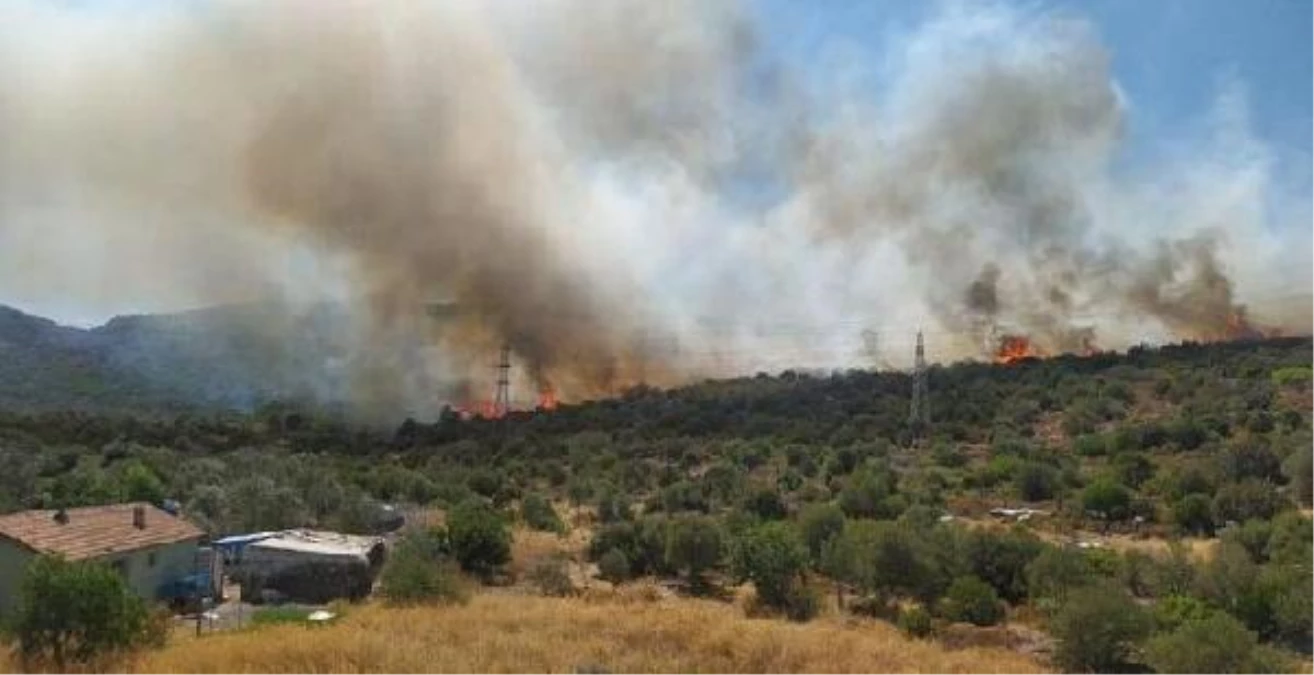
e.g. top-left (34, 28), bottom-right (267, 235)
top-left (1220, 309), bottom-right (1269, 341)
top-left (452, 400), bottom-right (504, 420)
top-left (1226, 311), bottom-right (1244, 335)
top-left (537, 386), bottom-right (558, 411)
top-left (995, 334), bottom-right (1041, 364)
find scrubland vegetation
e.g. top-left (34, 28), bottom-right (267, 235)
top-left (1, 337), bottom-right (1311, 672)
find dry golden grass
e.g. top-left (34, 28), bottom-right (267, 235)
top-left (115, 593), bottom-right (1044, 674)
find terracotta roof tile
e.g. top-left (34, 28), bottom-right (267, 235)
top-left (0, 503), bottom-right (202, 560)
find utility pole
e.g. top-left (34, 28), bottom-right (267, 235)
top-left (909, 330), bottom-right (929, 436)
top-left (193, 547), bottom-right (203, 636)
top-left (493, 343), bottom-right (511, 417)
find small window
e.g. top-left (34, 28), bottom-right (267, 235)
top-left (147, 552), bottom-right (157, 568)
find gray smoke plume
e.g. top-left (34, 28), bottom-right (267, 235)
top-left (0, 0), bottom-right (1308, 419)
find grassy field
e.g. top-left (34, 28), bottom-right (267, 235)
top-left (0, 525), bottom-right (1046, 674)
top-left (121, 593), bottom-right (1046, 674)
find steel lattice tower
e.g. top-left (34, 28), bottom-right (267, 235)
top-left (493, 343), bottom-right (511, 417)
top-left (909, 330), bottom-right (929, 431)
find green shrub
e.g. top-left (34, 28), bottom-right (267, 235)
top-left (1165, 416), bottom-right (1208, 451)
top-left (447, 500), bottom-right (511, 578)
top-left (964, 527), bottom-right (1044, 604)
top-left (1282, 449), bottom-right (1312, 507)
top-left (12, 556), bottom-right (165, 669)
top-left (823, 520), bottom-right (947, 606)
top-left (664, 515), bottom-right (724, 591)
top-left (597, 548), bottom-right (631, 584)
top-left (1013, 462), bottom-right (1058, 502)
top-left (1049, 584), bottom-right (1152, 673)
top-left (467, 469), bottom-right (502, 498)
top-left (1266, 511), bottom-right (1313, 566)
top-left (798, 503), bottom-right (845, 564)
top-left (1072, 434), bottom-right (1107, 457)
top-left (838, 465), bottom-right (903, 519)
top-left (742, 487), bottom-right (788, 521)
top-left (1082, 478), bottom-right (1132, 522)
top-left (1172, 494), bottom-right (1216, 536)
top-left (730, 521), bottom-right (808, 610)
top-left (777, 470), bottom-right (804, 493)
top-left (120, 461), bottom-right (167, 504)
top-left (940, 576), bottom-right (1005, 626)
top-left (521, 494), bottom-right (565, 533)
top-left (1221, 439), bottom-right (1284, 483)
top-left (1144, 612), bottom-right (1289, 674)
top-left (1260, 562), bottom-right (1313, 650)
top-left (1222, 519), bottom-right (1273, 564)
top-left (402, 525), bottom-right (452, 559)
top-left (596, 489), bottom-right (632, 523)
top-left (587, 521), bottom-right (654, 577)
top-left (1213, 479), bottom-right (1287, 523)
top-left (932, 443), bottom-right (966, 468)
top-left (897, 605), bottom-right (935, 639)
top-left (1271, 366), bottom-right (1312, 388)
top-left (1118, 550), bottom-right (1158, 598)
top-left (659, 480), bottom-right (708, 513)
top-left (1112, 452), bottom-right (1155, 489)
top-left (1026, 547), bottom-right (1095, 606)
top-left (1194, 541), bottom-right (1283, 637)
top-left (379, 533), bottom-right (469, 606)
top-left (1152, 595), bottom-right (1213, 631)
top-left (1151, 543), bottom-right (1198, 597)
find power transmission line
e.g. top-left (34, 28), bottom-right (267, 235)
top-left (909, 330), bottom-right (929, 435)
top-left (492, 343), bottom-right (510, 417)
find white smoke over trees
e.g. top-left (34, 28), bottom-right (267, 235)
top-left (0, 0), bottom-right (1308, 418)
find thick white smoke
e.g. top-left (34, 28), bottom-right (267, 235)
top-left (0, 0), bottom-right (1307, 418)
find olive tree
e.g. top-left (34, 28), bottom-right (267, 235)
top-left (13, 556), bottom-right (165, 668)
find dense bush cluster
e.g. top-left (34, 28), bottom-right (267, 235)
top-left (378, 526), bottom-right (470, 606)
top-left (7, 556), bottom-right (168, 669)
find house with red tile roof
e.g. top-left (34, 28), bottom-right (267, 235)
top-left (0, 502), bottom-right (204, 617)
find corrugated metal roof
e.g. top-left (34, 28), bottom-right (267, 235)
top-left (0, 503), bottom-right (203, 560)
top-left (248, 529), bottom-right (382, 559)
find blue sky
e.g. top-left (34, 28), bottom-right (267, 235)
top-left (755, 0), bottom-right (1312, 192)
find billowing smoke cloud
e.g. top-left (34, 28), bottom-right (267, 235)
top-left (0, 0), bottom-right (1308, 419)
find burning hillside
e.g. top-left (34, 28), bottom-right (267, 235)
top-left (0, 1), bottom-right (1309, 419)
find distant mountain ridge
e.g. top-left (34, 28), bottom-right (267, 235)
top-left (0, 302), bottom-right (358, 414)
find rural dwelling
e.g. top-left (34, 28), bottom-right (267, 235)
top-left (235, 529), bottom-right (386, 604)
top-left (0, 502), bottom-right (204, 618)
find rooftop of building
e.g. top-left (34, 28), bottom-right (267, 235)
top-left (0, 502), bottom-right (203, 561)
top-left (247, 529), bottom-right (384, 559)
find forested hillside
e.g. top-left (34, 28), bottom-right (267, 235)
top-left (1, 337), bottom-right (1310, 671)
top-left (1, 337), bottom-right (1309, 529)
